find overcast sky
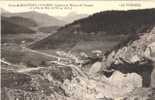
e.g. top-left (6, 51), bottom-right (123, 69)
top-left (1, 1), bottom-right (155, 17)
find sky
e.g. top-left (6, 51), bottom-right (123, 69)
top-left (0, 1), bottom-right (155, 17)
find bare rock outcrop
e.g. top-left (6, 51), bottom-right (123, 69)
top-left (108, 71), bottom-right (142, 91)
top-left (101, 27), bottom-right (155, 87)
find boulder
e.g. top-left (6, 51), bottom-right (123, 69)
top-left (108, 71), bottom-right (142, 92)
top-left (89, 62), bottom-right (102, 75)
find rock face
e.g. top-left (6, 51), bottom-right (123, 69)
top-left (151, 68), bottom-right (155, 87)
top-left (61, 71), bottom-right (142, 100)
top-left (109, 28), bottom-right (155, 64)
top-left (108, 71), bottom-right (142, 91)
top-left (102, 27), bottom-right (155, 87)
top-left (144, 42), bottom-right (155, 88)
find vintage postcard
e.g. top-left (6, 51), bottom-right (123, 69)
top-left (1, 0), bottom-right (155, 100)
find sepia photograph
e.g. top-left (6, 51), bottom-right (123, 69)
top-left (1, 0), bottom-right (155, 100)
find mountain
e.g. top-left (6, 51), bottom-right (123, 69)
top-left (29, 9), bottom-right (155, 52)
top-left (38, 26), bottom-right (60, 33)
top-left (58, 12), bottom-right (88, 23)
top-left (1, 8), bottom-right (9, 14)
top-left (1, 16), bottom-right (36, 35)
top-left (1, 10), bottom-right (64, 44)
top-left (2, 11), bottom-right (67, 27)
top-left (2, 8), bottom-right (155, 100)
top-left (5, 16), bottom-right (37, 27)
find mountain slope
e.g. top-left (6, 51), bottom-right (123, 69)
top-left (38, 26), bottom-right (60, 33)
top-left (1, 16), bottom-right (36, 35)
top-left (6, 16), bottom-right (37, 27)
top-left (29, 9), bottom-right (155, 52)
top-left (2, 11), bottom-right (67, 27)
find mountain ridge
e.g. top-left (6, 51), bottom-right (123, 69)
top-left (1, 16), bottom-right (36, 35)
top-left (57, 12), bottom-right (88, 23)
top-left (2, 11), bottom-right (67, 27)
top-left (29, 9), bottom-right (155, 52)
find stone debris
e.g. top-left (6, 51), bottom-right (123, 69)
top-left (108, 71), bottom-right (142, 93)
top-left (61, 71), bottom-right (142, 100)
top-left (121, 88), bottom-right (155, 100)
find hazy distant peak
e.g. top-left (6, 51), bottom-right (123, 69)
top-left (1, 10), bottom-right (67, 27)
top-left (67, 12), bottom-right (88, 16)
top-left (66, 12), bottom-right (80, 17)
top-left (1, 8), bottom-right (10, 14)
top-left (58, 12), bottom-right (89, 23)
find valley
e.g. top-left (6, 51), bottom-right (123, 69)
top-left (1, 8), bottom-right (155, 100)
